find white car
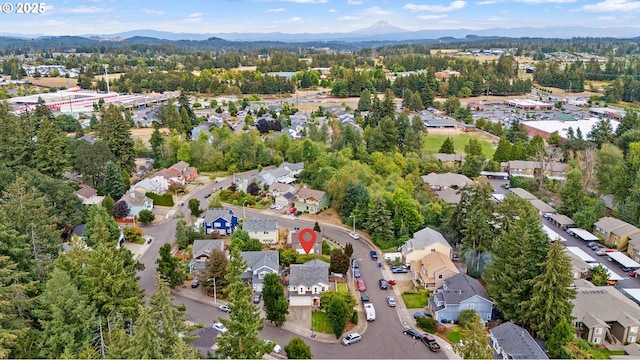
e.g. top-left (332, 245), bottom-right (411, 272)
top-left (270, 204), bottom-right (277, 209)
top-left (275, 204), bottom-right (283, 210)
top-left (348, 232), bottom-right (360, 240)
top-left (213, 322), bottom-right (228, 332)
top-left (265, 340), bottom-right (281, 353)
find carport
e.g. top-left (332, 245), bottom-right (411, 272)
top-left (607, 252), bottom-right (640, 269)
top-left (569, 228), bottom-right (599, 242)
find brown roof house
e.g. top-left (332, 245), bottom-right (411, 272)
top-left (572, 283), bottom-right (640, 345)
top-left (294, 187), bottom-right (329, 214)
top-left (593, 217), bottom-right (640, 250)
top-left (413, 251), bottom-right (460, 289)
top-left (627, 233), bottom-right (640, 264)
top-left (188, 239), bottom-right (225, 276)
top-left (154, 161), bottom-right (198, 185)
top-left (74, 185), bottom-right (104, 206)
top-left (432, 153), bottom-right (465, 168)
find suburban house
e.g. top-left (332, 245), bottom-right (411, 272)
top-left (269, 182), bottom-right (296, 198)
top-left (118, 188), bottom-right (154, 217)
top-left (132, 176), bottom-right (169, 195)
top-left (490, 321), bottom-right (548, 360)
top-left (135, 158), bottom-right (155, 180)
top-left (240, 251), bottom-right (280, 292)
top-left (288, 259), bottom-right (330, 307)
top-left (413, 251), bottom-right (460, 289)
top-left (572, 283), bottom-right (640, 345)
top-left (154, 161), bottom-right (198, 185)
top-left (432, 153), bottom-right (465, 168)
top-left (627, 233), bottom-right (640, 263)
top-left (289, 230), bottom-right (323, 255)
top-left (433, 188), bottom-right (463, 205)
top-left (256, 162), bottom-right (304, 187)
top-left (275, 192), bottom-right (296, 208)
top-left (294, 188), bottom-right (330, 214)
top-left (503, 160), bottom-right (568, 180)
top-left (428, 273), bottom-right (494, 322)
top-left (421, 172), bottom-right (473, 191)
top-left (549, 213), bottom-right (576, 230)
top-left (188, 239), bottom-right (225, 275)
top-left (202, 208), bottom-right (239, 235)
top-left (566, 250), bottom-right (591, 280)
top-left (242, 216), bottom-right (279, 245)
top-left (74, 185), bottom-right (104, 206)
top-left (593, 217), bottom-right (640, 250)
top-left (400, 227), bottom-right (453, 264)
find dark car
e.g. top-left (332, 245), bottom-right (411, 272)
top-left (191, 279), bottom-right (200, 288)
top-left (354, 268), bottom-right (361, 278)
top-left (370, 251), bottom-right (378, 260)
top-left (420, 334), bottom-right (441, 352)
top-left (294, 210), bottom-right (303, 217)
top-left (622, 266), bottom-right (637, 273)
top-left (402, 328), bottom-right (422, 339)
top-left (413, 311), bottom-right (432, 319)
top-left (360, 294), bottom-right (370, 303)
top-left (253, 293), bottom-right (262, 304)
top-left (379, 279), bottom-right (388, 290)
top-left (204, 193), bottom-right (211, 199)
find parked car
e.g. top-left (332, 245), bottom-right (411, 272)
top-left (420, 334), bottom-right (441, 352)
top-left (379, 279), bottom-right (388, 290)
top-left (219, 304), bottom-right (231, 313)
top-left (354, 268), bottom-right (361, 278)
top-left (352, 259), bottom-right (359, 269)
top-left (357, 279), bottom-right (366, 292)
top-left (204, 193), bottom-right (211, 199)
top-left (341, 332), bottom-right (362, 346)
top-left (360, 294), bottom-right (370, 303)
top-left (386, 296), bottom-right (396, 307)
top-left (264, 340), bottom-right (281, 354)
top-left (213, 322), bottom-right (228, 332)
top-left (587, 242), bottom-right (602, 250)
top-left (413, 311), bottom-right (432, 319)
top-left (370, 251), bottom-right (378, 260)
top-left (402, 328), bottom-right (422, 339)
top-left (191, 279), bottom-right (200, 288)
top-left (294, 210), bottom-right (303, 217)
top-left (270, 204), bottom-right (277, 209)
top-left (253, 293), bottom-right (262, 304)
top-left (391, 266), bottom-right (408, 274)
top-left (621, 266), bottom-right (637, 273)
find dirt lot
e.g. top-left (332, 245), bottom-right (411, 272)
top-left (130, 127), bottom-right (169, 146)
top-left (24, 76), bottom-right (77, 88)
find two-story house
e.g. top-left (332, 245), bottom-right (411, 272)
top-left (432, 153), bottom-right (465, 168)
top-left (289, 230), bottom-right (322, 255)
top-left (74, 185), bottom-right (104, 206)
top-left (294, 188), bottom-right (330, 214)
top-left (400, 227), bottom-right (453, 264)
top-left (627, 233), bottom-right (640, 263)
top-left (490, 321), bottom-right (548, 360)
top-left (275, 192), bottom-right (296, 208)
top-left (573, 283), bottom-right (640, 345)
top-left (240, 251), bottom-right (279, 292)
top-left (428, 273), bottom-right (494, 322)
top-left (593, 217), bottom-right (640, 250)
top-left (189, 239), bottom-right (225, 276)
top-left (154, 161), bottom-right (198, 185)
top-left (242, 216), bottom-right (279, 245)
top-left (118, 188), bottom-right (154, 217)
top-left (132, 176), bottom-right (169, 195)
top-left (288, 259), bottom-right (330, 307)
top-left (413, 251), bottom-right (460, 289)
top-left (202, 208), bottom-right (239, 235)
top-left (269, 182), bottom-right (296, 198)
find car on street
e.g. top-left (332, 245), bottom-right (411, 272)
top-left (402, 328), bottom-right (422, 339)
top-left (370, 251), bottom-right (378, 260)
top-left (348, 232), bottom-right (360, 240)
top-left (413, 311), bottom-right (432, 319)
top-left (191, 279), bottom-right (200, 288)
top-left (354, 268), bottom-right (361, 278)
top-left (294, 210), bottom-right (302, 217)
top-left (264, 340), bottom-right (281, 354)
top-left (270, 204), bottom-right (277, 209)
top-left (386, 296), bottom-right (396, 307)
top-left (341, 332), bottom-right (362, 346)
top-left (219, 304), bottom-right (231, 313)
top-left (352, 259), bottom-right (359, 268)
top-left (204, 193), bottom-right (211, 199)
top-left (253, 293), bottom-right (261, 304)
top-left (357, 279), bottom-right (366, 292)
top-left (275, 204), bottom-right (283, 210)
top-left (420, 334), bottom-right (441, 352)
top-left (360, 294), bottom-right (370, 303)
top-left (213, 322), bottom-right (228, 332)
top-left (379, 279), bottom-right (388, 290)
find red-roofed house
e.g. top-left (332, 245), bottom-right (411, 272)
top-left (154, 161), bottom-right (198, 185)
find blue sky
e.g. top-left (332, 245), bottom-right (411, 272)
top-left (2, 0), bottom-right (640, 36)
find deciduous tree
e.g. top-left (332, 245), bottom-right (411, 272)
top-left (262, 273), bottom-right (289, 327)
top-left (453, 312), bottom-right (492, 360)
top-left (285, 337), bottom-right (312, 359)
top-left (156, 243), bottom-right (185, 288)
top-left (203, 249), bottom-right (229, 296)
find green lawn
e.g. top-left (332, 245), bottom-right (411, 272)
top-left (337, 283), bottom-right (348, 293)
top-left (445, 331), bottom-right (461, 344)
top-left (590, 348), bottom-right (625, 359)
top-left (401, 291), bottom-right (430, 309)
top-left (422, 133), bottom-right (497, 158)
top-left (311, 311), bottom-right (332, 334)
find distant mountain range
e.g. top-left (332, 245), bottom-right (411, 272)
top-left (2, 21), bottom-right (640, 42)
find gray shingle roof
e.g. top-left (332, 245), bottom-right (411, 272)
top-left (242, 216), bottom-right (277, 232)
top-left (240, 251), bottom-right (279, 285)
top-left (509, 187), bottom-right (537, 200)
top-left (289, 259), bottom-right (329, 288)
top-left (421, 172), bottom-right (473, 189)
top-left (192, 240), bottom-right (225, 258)
top-left (438, 273), bottom-right (491, 304)
top-left (203, 208), bottom-right (235, 224)
top-left (572, 286), bottom-right (640, 331)
top-left (490, 322), bottom-right (548, 359)
top-left (401, 227), bottom-right (451, 255)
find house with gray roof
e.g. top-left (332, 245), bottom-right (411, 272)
top-left (288, 259), bottom-right (329, 307)
top-left (432, 153), bottom-right (465, 168)
top-left (289, 230), bottom-right (322, 255)
top-left (490, 321), bottom-right (548, 359)
top-left (202, 208), bottom-right (238, 235)
top-left (240, 251), bottom-right (279, 292)
top-left (421, 172), bottom-right (473, 191)
top-left (400, 227), bottom-right (453, 263)
top-left (189, 240), bottom-right (225, 275)
top-left (509, 187), bottom-right (537, 200)
top-left (428, 273), bottom-right (493, 323)
top-left (434, 188), bottom-right (462, 204)
top-left (242, 216), bottom-right (279, 245)
top-left (118, 188), bottom-right (153, 217)
top-left (269, 182), bottom-right (296, 198)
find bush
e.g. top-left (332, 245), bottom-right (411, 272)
top-left (351, 310), bottom-right (358, 325)
top-left (417, 316), bottom-right (438, 333)
top-left (137, 209), bottom-right (154, 224)
top-left (322, 241), bottom-right (330, 255)
top-left (145, 192), bottom-right (174, 207)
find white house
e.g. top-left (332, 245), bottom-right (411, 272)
top-left (288, 259), bottom-right (329, 307)
top-left (242, 216), bottom-right (279, 245)
top-left (133, 175), bottom-right (169, 195)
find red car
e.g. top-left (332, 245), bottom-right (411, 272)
top-left (357, 279), bottom-right (366, 292)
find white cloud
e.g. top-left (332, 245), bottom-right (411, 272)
top-left (363, 6), bottom-right (393, 14)
top-left (188, 13), bottom-right (202, 17)
top-left (597, 15), bottom-right (617, 20)
top-left (337, 15), bottom-right (361, 20)
top-left (417, 14), bottom-right (448, 20)
top-left (68, 6), bottom-right (106, 13)
top-left (488, 15), bottom-right (504, 21)
top-left (581, 0), bottom-right (640, 12)
top-left (276, 16), bottom-right (304, 23)
top-left (403, 1), bottom-right (466, 12)
top-left (265, 7), bottom-right (286, 12)
top-left (476, 0), bottom-right (497, 4)
top-left (328, 8), bottom-right (337, 12)
top-left (347, 0), bottom-right (364, 4)
top-left (517, 0), bottom-right (576, 3)
top-left (143, 9), bottom-right (165, 15)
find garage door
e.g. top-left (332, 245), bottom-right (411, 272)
top-left (289, 296), bottom-right (312, 306)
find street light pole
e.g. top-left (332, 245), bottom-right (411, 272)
top-left (207, 277), bottom-right (217, 303)
top-left (242, 200), bottom-right (248, 219)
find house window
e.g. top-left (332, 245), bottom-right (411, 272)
top-left (431, 249), bottom-right (436, 252)
top-left (595, 328), bottom-right (602, 335)
top-left (593, 337), bottom-right (601, 344)
top-left (299, 286), bottom-right (304, 294)
top-left (630, 336), bottom-right (637, 343)
top-left (258, 271), bottom-right (267, 280)
top-left (214, 222), bottom-right (221, 227)
top-left (631, 327), bottom-right (638, 334)
top-left (264, 231), bottom-right (269, 234)
top-left (486, 313), bottom-right (490, 320)
top-left (438, 274), bottom-right (443, 279)
top-left (467, 303), bottom-right (474, 310)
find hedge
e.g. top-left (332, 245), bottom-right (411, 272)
top-left (146, 192), bottom-right (174, 206)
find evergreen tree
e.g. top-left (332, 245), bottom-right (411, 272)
top-left (33, 119), bottom-right (68, 178)
top-left (364, 197), bottom-right (395, 247)
top-left (84, 205), bottom-right (121, 247)
top-left (546, 321), bottom-right (574, 359)
top-left (521, 241), bottom-right (576, 339)
top-left (453, 312), bottom-right (492, 360)
top-left (216, 247), bottom-right (271, 359)
top-left (127, 305), bottom-right (163, 359)
top-left (262, 273), bottom-right (289, 327)
top-left (285, 337), bottom-right (312, 359)
top-left (0, 255), bottom-right (25, 358)
top-left (439, 137), bottom-right (455, 154)
top-left (357, 89), bottom-right (372, 112)
top-left (203, 249), bottom-right (229, 296)
top-left (492, 138), bottom-right (513, 162)
top-left (97, 104), bottom-right (135, 170)
top-left (156, 243), bottom-right (186, 288)
top-left (150, 125), bottom-right (165, 159)
top-left (408, 91), bottom-right (424, 111)
top-left (102, 194), bottom-right (115, 214)
top-left (103, 161), bottom-right (127, 200)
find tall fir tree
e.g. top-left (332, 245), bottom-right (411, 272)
top-left (262, 273), bottom-right (289, 327)
top-left (97, 104), bottom-right (135, 170)
top-left (102, 161), bottom-right (127, 200)
top-left (364, 197), bottom-right (395, 247)
top-left (33, 119), bottom-right (68, 178)
top-left (357, 89), bottom-right (372, 111)
top-left (439, 137), bottom-right (455, 154)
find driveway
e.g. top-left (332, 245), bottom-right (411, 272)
top-left (287, 306), bottom-right (312, 335)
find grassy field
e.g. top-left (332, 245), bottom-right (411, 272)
top-left (423, 132), bottom-right (497, 158)
top-left (337, 283), bottom-right (348, 293)
top-left (401, 291), bottom-right (430, 309)
top-left (311, 311), bottom-right (332, 334)
top-left (444, 330), bottom-right (461, 344)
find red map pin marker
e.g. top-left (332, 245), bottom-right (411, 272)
top-left (298, 228), bottom-right (317, 255)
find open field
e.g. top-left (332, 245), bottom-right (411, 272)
top-left (24, 76), bottom-right (77, 88)
top-left (423, 128), bottom-right (498, 158)
top-left (130, 127), bottom-right (169, 146)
